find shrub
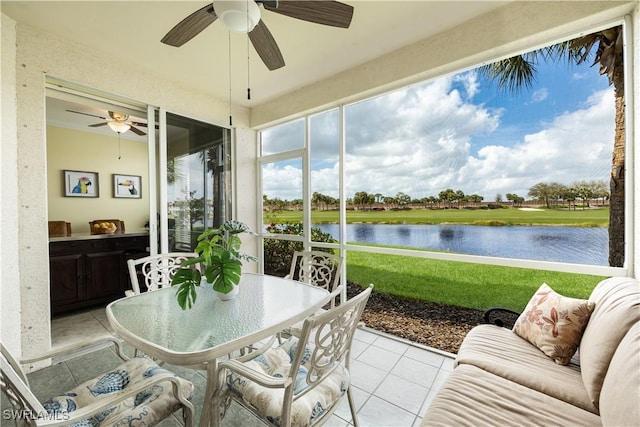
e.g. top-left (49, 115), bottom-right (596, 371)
top-left (263, 222), bottom-right (337, 276)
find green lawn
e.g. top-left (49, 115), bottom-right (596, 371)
top-left (267, 206), bottom-right (608, 227)
top-left (265, 206), bottom-right (608, 312)
top-left (346, 251), bottom-right (605, 312)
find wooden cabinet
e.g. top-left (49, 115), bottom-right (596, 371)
top-left (49, 234), bottom-right (149, 314)
top-left (49, 253), bottom-right (84, 308)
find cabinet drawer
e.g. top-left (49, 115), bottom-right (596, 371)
top-left (50, 240), bottom-right (94, 256)
top-left (50, 235), bottom-right (149, 255)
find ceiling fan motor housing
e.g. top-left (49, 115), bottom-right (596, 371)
top-left (109, 111), bottom-right (129, 121)
top-left (213, 1), bottom-right (261, 33)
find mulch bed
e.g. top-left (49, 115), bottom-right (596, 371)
top-left (346, 282), bottom-right (485, 354)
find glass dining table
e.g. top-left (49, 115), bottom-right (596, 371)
top-left (106, 272), bottom-right (331, 427)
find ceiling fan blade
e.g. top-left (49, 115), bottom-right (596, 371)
top-left (130, 121), bottom-right (160, 130)
top-left (249, 20), bottom-right (285, 71)
top-left (262, 0), bottom-right (353, 28)
top-left (66, 110), bottom-right (107, 120)
top-left (129, 126), bottom-right (147, 136)
top-left (88, 122), bottom-right (108, 128)
top-left (161, 4), bottom-right (218, 47)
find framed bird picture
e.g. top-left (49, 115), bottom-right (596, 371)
top-left (64, 170), bottom-right (99, 197)
top-left (113, 174), bottom-right (141, 199)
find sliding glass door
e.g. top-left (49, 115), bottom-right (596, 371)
top-left (162, 112), bottom-right (231, 252)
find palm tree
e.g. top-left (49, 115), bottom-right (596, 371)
top-left (479, 26), bottom-right (624, 266)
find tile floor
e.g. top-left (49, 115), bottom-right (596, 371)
top-left (14, 307), bottom-right (456, 426)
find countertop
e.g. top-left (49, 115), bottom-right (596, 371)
top-left (49, 231), bottom-right (149, 243)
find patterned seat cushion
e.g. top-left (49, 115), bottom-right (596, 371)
top-left (42, 356), bottom-right (193, 426)
top-left (225, 337), bottom-right (349, 427)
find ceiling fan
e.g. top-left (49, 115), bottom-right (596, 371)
top-left (161, 0), bottom-right (354, 71)
top-left (66, 110), bottom-right (147, 136)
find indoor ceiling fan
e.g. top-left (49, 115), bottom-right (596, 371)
top-left (161, 0), bottom-right (354, 71)
top-left (66, 110), bottom-right (147, 136)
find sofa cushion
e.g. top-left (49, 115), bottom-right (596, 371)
top-left (421, 364), bottom-right (601, 427)
top-left (455, 324), bottom-right (596, 413)
top-left (513, 283), bottom-right (594, 365)
top-left (579, 277), bottom-right (640, 408)
top-left (599, 322), bottom-right (640, 426)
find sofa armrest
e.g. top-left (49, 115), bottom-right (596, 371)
top-left (482, 307), bottom-right (520, 328)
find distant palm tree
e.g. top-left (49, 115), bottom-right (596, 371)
top-left (479, 26), bottom-right (625, 266)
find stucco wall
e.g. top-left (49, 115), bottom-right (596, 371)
top-left (4, 17), bottom-right (255, 357)
top-left (1, 13), bottom-right (22, 354)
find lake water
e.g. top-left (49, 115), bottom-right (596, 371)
top-left (315, 223), bottom-right (609, 266)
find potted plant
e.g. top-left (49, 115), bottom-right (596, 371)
top-left (171, 220), bottom-right (256, 309)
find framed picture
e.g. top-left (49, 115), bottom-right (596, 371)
top-left (64, 170), bottom-right (99, 197)
top-left (113, 174), bottom-right (142, 199)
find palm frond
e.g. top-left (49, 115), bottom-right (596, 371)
top-left (479, 25), bottom-right (622, 93)
top-left (478, 56), bottom-right (537, 94)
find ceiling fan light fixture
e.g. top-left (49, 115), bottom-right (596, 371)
top-left (107, 121), bottom-right (131, 134)
top-left (213, 0), bottom-right (261, 33)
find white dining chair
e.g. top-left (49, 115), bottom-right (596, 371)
top-left (1, 337), bottom-right (195, 427)
top-left (214, 284), bottom-right (373, 427)
top-left (126, 252), bottom-right (199, 296)
top-left (277, 250), bottom-right (346, 344)
top-left (286, 250), bottom-right (344, 306)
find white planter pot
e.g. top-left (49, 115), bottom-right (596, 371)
top-left (214, 283), bottom-right (239, 301)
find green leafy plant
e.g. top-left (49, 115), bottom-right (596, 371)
top-left (263, 221), bottom-right (337, 276)
top-left (171, 220), bottom-right (256, 309)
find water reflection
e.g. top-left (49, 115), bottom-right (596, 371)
top-left (533, 234), bottom-right (568, 242)
top-left (397, 226), bottom-right (411, 238)
top-left (316, 223), bottom-right (608, 266)
top-left (439, 227), bottom-right (461, 241)
top-left (354, 226), bottom-right (374, 240)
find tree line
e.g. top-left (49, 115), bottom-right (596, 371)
top-left (262, 180), bottom-right (608, 211)
top-left (527, 180), bottom-right (608, 209)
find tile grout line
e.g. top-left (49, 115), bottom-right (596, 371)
top-left (366, 339), bottom-right (424, 419)
top-left (366, 335), bottom-right (446, 420)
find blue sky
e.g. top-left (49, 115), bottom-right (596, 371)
top-left (262, 52), bottom-right (615, 202)
top-left (470, 58), bottom-right (611, 152)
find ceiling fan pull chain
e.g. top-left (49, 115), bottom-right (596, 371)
top-left (228, 30), bottom-right (233, 127)
top-left (246, 0), bottom-right (251, 100)
top-left (247, 35), bottom-right (251, 100)
top-left (118, 133), bottom-right (122, 160)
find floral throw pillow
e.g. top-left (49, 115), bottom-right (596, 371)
top-left (513, 283), bottom-right (595, 365)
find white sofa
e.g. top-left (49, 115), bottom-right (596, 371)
top-left (422, 277), bottom-right (640, 426)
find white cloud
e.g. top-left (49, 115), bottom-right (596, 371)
top-left (262, 162), bottom-right (303, 201)
top-left (339, 75), bottom-right (501, 198)
top-left (531, 88), bottom-right (549, 102)
top-left (263, 74), bottom-right (615, 204)
top-left (459, 88), bottom-right (614, 198)
top-left (454, 71), bottom-right (480, 99)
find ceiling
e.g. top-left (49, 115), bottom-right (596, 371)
top-left (3, 1), bottom-right (510, 138)
top-left (46, 96), bottom-right (151, 141)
